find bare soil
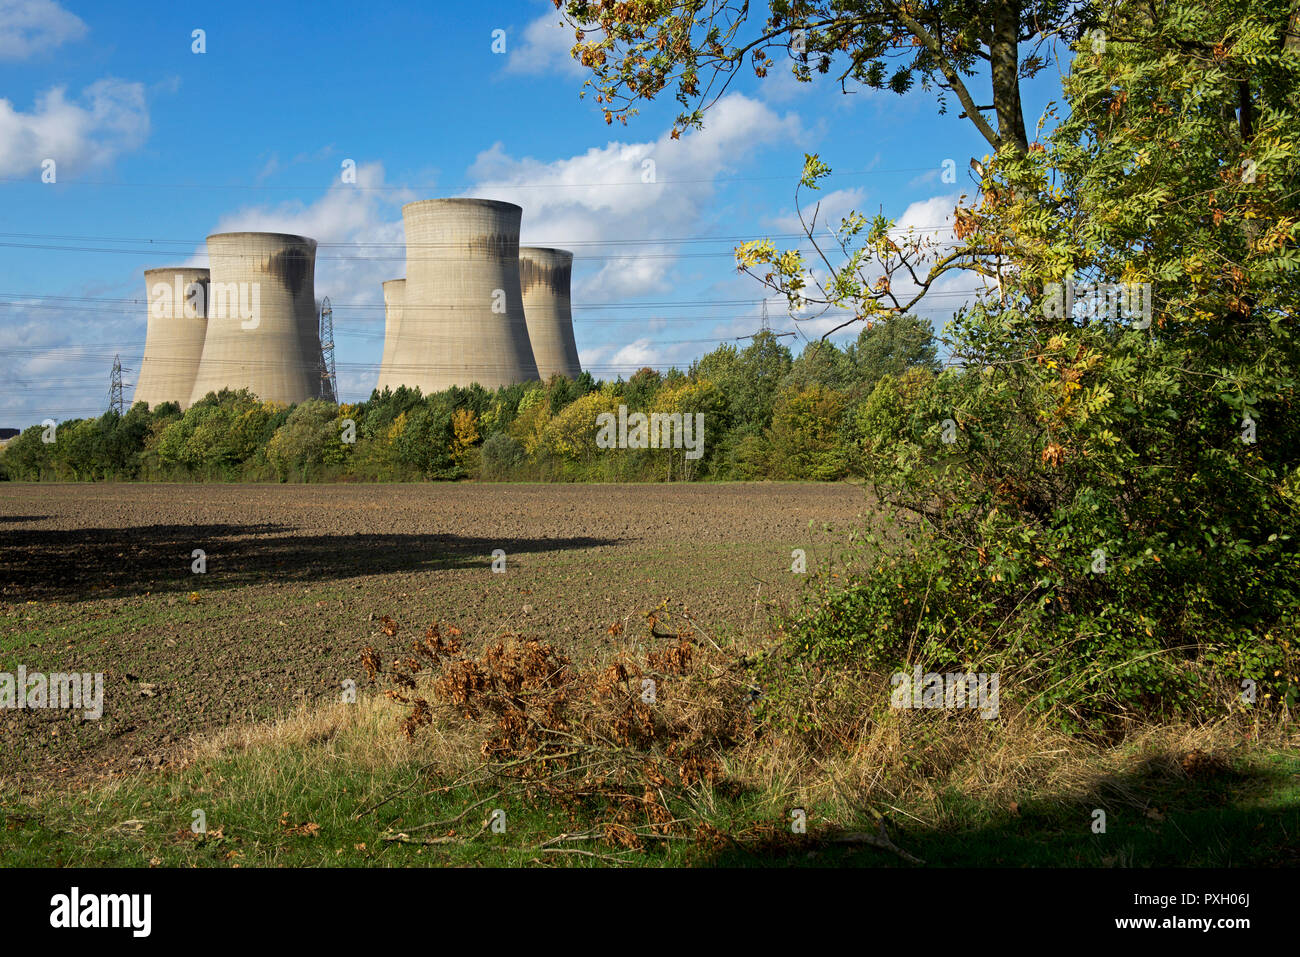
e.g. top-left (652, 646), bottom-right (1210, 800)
top-left (0, 482), bottom-right (868, 787)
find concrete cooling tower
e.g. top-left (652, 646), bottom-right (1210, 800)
top-left (304, 300), bottom-right (326, 402)
top-left (519, 247), bottom-right (581, 382)
top-left (132, 266), bottom-right (209, 410)
top-left (188, 232), bottom-right (320, 406)
top-left (375, 278), bottom-right (406, 393)
top-left (392, 198), bottom-right (539, 392)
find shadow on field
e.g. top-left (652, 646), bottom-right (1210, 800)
top-left (0, 515), bottom-right (48, 523)
top-left (697, 752), bottom-right (1300, 867)
top-left (0, 522), bottom-right (615, 602)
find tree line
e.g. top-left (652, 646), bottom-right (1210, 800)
top-left (0, 315), bottom-right (938, 484)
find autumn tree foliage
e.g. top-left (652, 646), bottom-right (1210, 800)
top-left (559, 0), bottom-right (1084, 154)
top-left (559, 0), bottom-right (1300, 722)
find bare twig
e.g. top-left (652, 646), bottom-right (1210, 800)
top-left (828, 822), bottom-right (926, 865)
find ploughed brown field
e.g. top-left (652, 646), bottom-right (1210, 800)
top-left (0, 482), bottom-right (868, 786)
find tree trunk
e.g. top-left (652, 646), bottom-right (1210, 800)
top-left (1238, 80), bottom-right (1254, 142)
top-left (990, 0), bottom-right (1029, 153)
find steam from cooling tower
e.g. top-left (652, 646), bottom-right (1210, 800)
top-left (519, 247), bottom-right (581, 382)
top-left (188, 232), bottom-right (320, 407)
top-left (132, 267), bottom-right (209, 410)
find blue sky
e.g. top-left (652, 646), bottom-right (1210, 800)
top-left (0, 0), bottom-right (1067, 428)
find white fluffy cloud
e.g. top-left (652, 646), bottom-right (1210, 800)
top-left (466, 93), bottom-right (801, 301)
top-left (895, 192), bottom-right (959, 238)
top-left (0, 0), bottom-right (86, 59)
top-left (206, 162), bottom-right (410, 279)
top-left (888, 192), bottom-right (978, 328)
top-left (579, 336), bottom-right (706, 377)
top-left (503, 10), bottom-right (583, 77)
top-left (0, 293), bottom-right (142, 424)
top-left (0, 79), bottom-right (149, 176)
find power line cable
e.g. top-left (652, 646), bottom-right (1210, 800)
top-left (0, 165), bottom-right (940, 192)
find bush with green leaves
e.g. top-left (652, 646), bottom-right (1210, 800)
top-left (391, 399), bottom-right (461, 479)
top-left (2, 425), bottom-right (51, 480)
top-left (761, 0), bottom-right (1300, 728)
top-left (266, 399), bottom-right (339, 481)
top-left (845, 314), bottom-right (941, 395)
top-left (156, 389), bottom-right (282, 479)
top-left (480, 432), bottom-right (527, 479)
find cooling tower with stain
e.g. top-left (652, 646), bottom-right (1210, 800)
top-left (374, 278), bottom-right (406, 392)
top-left (519, 247), bottom-right (581, 382)
top-left (393, 199), bottom-right (539, 392)
top-left (188, 232), bottom-right (319, 406)
top-left (131, 266), bottom-right (209, 410)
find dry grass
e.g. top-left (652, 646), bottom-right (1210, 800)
top-left (121, 625), bottom-right (1292, 836)
top-left (341, 604), bottom-right (1295, 857)
top-left (721, 705), bottom-right (1295, 836)
top-left (182, 693), bottom-right (483, 786)
top-left (11, 610), bottom-right (1287, 867)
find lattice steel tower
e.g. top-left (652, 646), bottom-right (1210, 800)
top-left (109, 354), bottom-right (125, 415)
top-left (319, 296), bottom-right (337, 402)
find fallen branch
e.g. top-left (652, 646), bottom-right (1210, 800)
top-left (539, 847), bottom-right (635, 866)
top-left (400, 790), bottom-right (504, 835)
top-left (828, 823), bottom-right (925, 865)
top-left (380, 831), bottom-right (463, 846)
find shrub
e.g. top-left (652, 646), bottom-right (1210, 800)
top-left (480, 432), bottom-right (526, 480)
top-left (266, 399), bottom-right (337, 481)
top-left (390, 401), bottom-right (461, 479)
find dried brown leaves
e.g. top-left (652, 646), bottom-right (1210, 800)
top-left (363, 605), bottom-right (752, 849)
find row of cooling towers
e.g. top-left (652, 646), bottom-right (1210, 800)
top-left (131, 198), bottom-right (581, 410)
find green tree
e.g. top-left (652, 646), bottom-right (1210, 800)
top-left (51, 418), bottom-right (99, 480)
top-left (1, 424), bottom-right (53, 480)
top-left (393, 400), bottom-right (461, 479)
top-left (359, 386), bottom-right (424, 441)
top-left (157, 390), bottom-right (281, 478)
top-left (845, 314), bottom-right (941, 392)
top-left (623, 367), bottom-right (663, 411)
top-left (782, 340), bottom-right (855, 392)
top-left (481, 432), bottom-right (527, 479)
top-left (767, 384), bottom-right (849, 480)
top-left (777, 0), bottom-right (1300, 723)
top-left (509, 387), bottom-right (552, 457)
top-left (542, 390), bottom-right (620, 467)
top-left (266, 399), bottom-right (337, 481)
top-left (652, 376), bottom-right (728, 480)
top-left (733, 330), bottom-right (794, 434)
